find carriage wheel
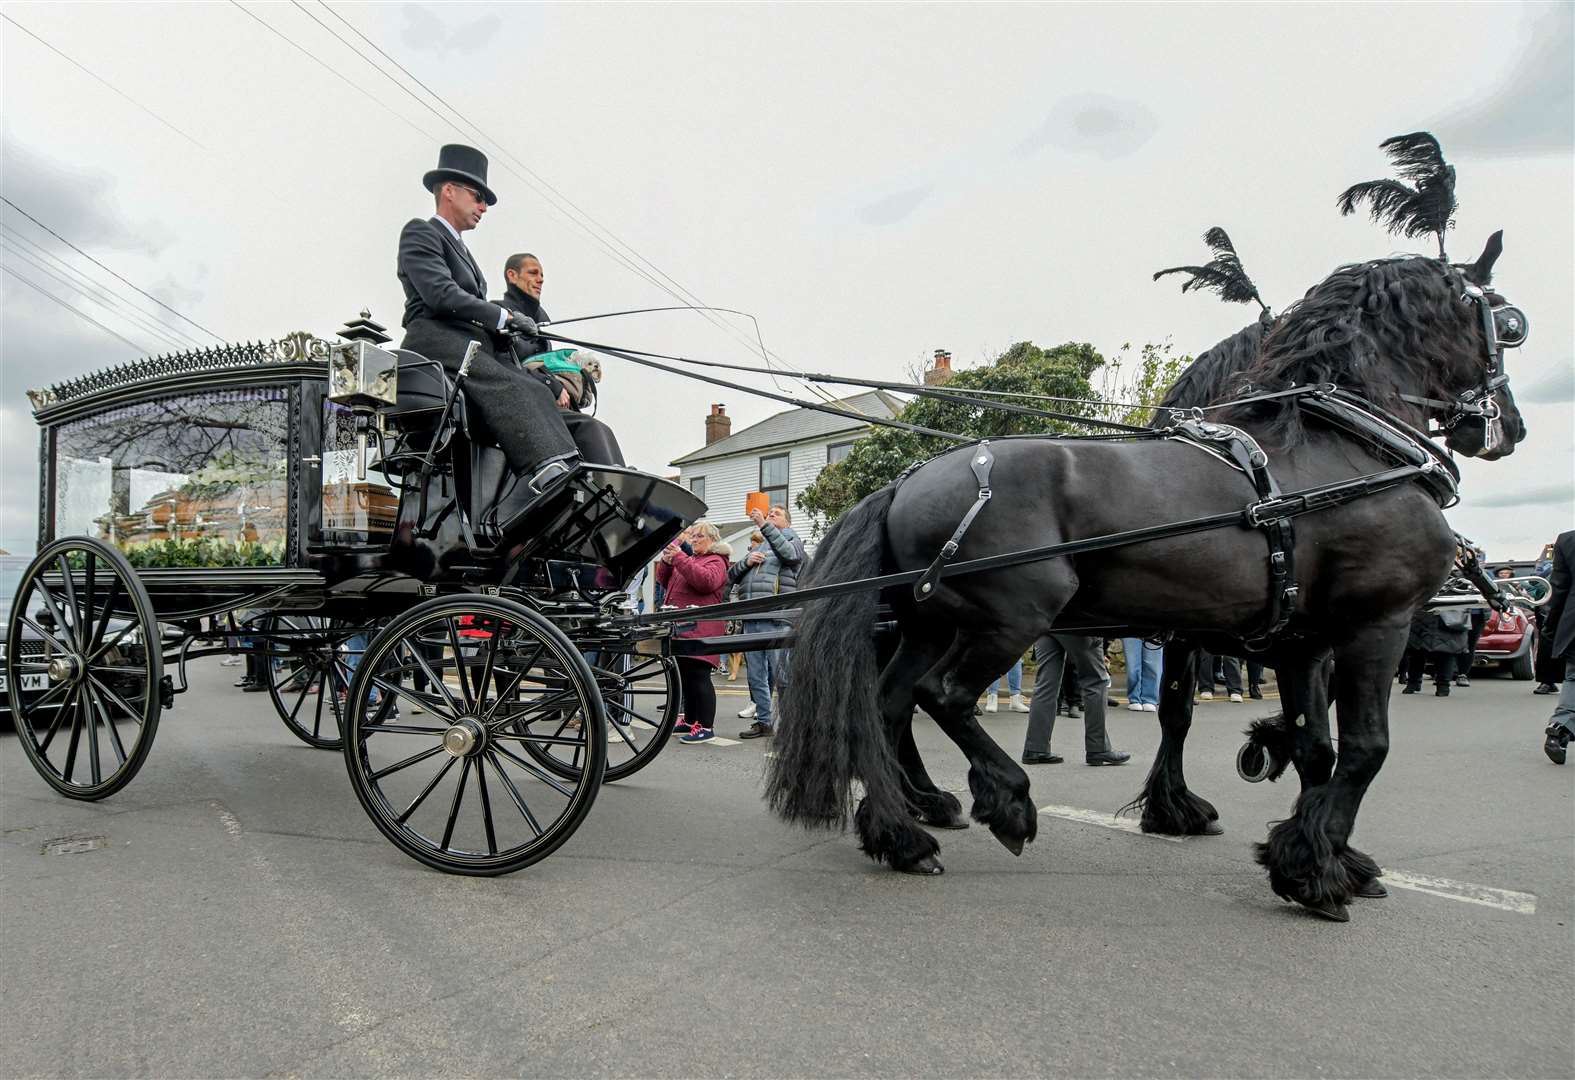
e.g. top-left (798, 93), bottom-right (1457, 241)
top-left (6, 537), bottom-right (162, 800)
top-left (262, 615), bottom-right (362, 750)
top-left (341, 595), bottom-right (606, 876)
top-left (522, 643), bottom-right (679, 783)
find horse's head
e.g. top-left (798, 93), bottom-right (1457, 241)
top-left (1246, 237), bottom-right (1528, 458)
top-left (1445, 230), bottom-right (1528, 459)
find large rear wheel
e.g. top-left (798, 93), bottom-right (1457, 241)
top-left (342, 595), bottom-right (605, 875)
top-left (6, 537), bottom-right (162, 800)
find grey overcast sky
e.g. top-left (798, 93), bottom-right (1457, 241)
top-left (2, 1), bottom-right (1570, 558)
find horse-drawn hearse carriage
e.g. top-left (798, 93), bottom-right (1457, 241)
top-left (7, 318), bottom-right (713, 875)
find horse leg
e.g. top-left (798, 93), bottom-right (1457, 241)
top-left (1130, 640), bottom-right (1222, 836)
top-left (853, 632), bottom-right (958, 873)
top-left (1255, 625), bottom-right (1405, 921)
top-left (1238, 650), bottom-right (1334, 787)
top-left (914, 635), bottom-right (1039, 856)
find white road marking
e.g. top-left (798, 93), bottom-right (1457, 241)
top-left (1036, 801), bottom-right (1538, 914)
top-left (209, 800), bottom-right (244, 838)
top-left (1378, 870), bottom-right (1538, 914)
top-left (1038, 804), bottom-right (1185, 842)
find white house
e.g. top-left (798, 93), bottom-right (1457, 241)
top-left (669, 391), bottom-right (904, 550)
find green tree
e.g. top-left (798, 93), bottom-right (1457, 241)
top-left (797, 339), bottom-right (1191, 529)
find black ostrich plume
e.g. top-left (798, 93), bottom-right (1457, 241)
top-left (1337, 131), bottom-right (1457, 258)
top-left (1152, 227), bottom-right (1270, 315)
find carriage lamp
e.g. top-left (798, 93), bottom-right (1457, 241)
top-left (330, 312), bottom-right (400, 482)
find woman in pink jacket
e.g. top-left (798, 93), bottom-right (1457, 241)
top-left (653, 521), bottom-right (733, 743)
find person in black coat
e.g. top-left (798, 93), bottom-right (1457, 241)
top-left (1541, 530), bottom-right (1575, 764)
top-left (396, 144), bottom-right (578, 484)
top-left (495, 252), bottom-right (624, 466)
top-left (1401, 607), bottom-right (1470, 696)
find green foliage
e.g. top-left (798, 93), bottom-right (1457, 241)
top-left (797, 340), bottom-right (1193, 531)
top-left (122, 537), bottom-right (285, 568)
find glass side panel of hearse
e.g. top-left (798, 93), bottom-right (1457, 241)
top-left (49, 387), bottom-right (290, 567)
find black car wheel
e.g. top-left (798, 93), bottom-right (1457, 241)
top-left (341, 595), bottom-right (605, 876)
top-left (6, 538), bottom-right (161, 800)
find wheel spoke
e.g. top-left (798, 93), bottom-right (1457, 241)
top-left (474, 631), bottom-right (501, 715)
top-left (395, 755), bottom-right (456, 824)
top-left (55, 555), bottom-right (83, 649)
top-left (604, 709), bottom-right (641, 752)
top-left (369, 672), bottom-right (455, 723)
top-left (86, 620), bottom-right (139, 665)
top-left (21, 614), bottom-right (75, 656)
top-left (485, 752), bottom-right (544, 837)
top-left (368, 742), bottom-right (447, 781)
top-left (61, 691), bottom-right (86, 782)
top-left (35, 683), bottom-right (79, 753)
top-left (440, 757), bottom-right (471, 851)
top-left (480, 666), bottom-right (527, 722)
top-left (407, 638), bottom-right (462, 716)
top-left (81, 553), bottom-right (97, 648)
top-left (87, 576), bottom-right (123, 653)
top-left (21, 677), bottom-right (73, 715)
top-left (446, 618), bottom-right (475, 711)
top-left (490, 730), bottom-right (592, 749)
top-left (33, 574), bottom-right (77, 654)
top-left (487, 686), bottom-right (581, 728)
top-left (86, 678), bottom-right (133, 764)
top-left (474, 756), bottom-right (497, 855)
top-left (606, 698), bottom-right (663, 729)
top-left (361, 723), bottom-right (449, 735)
top-left (492, 742), bottom-right (579, 799)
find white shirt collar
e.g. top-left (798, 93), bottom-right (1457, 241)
top-left (433, 215), bottom-right (462, 242)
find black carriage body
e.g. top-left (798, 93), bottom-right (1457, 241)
top-left (27, 331), bottom-right (705, 625)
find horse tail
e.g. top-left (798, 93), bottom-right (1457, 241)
top-left (765, 483), bottom-right (903, 828)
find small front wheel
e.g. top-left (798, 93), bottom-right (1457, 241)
top-left (341, 595), bottom-right (605, 875)
top-left (6, 537), bottom-right (162, 800)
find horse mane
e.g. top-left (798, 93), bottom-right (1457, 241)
top-left (1213, 256), bottom-right (1475, 446)
top-left (1149, 316), bottom-right (1272, 427)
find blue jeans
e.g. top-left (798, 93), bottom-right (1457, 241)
top-left (990, 660), bottom-right (1023, 696)
top-left (342, 632), bottom-right (380, 702)
top-left (742, 619), bottom-right (791, 727)
top-left (1122, 638), bottom-right (1163, 705)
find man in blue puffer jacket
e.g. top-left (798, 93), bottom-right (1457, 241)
top-left (729, 504), bottom-right (806, 739)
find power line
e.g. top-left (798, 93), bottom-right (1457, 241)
top-left (314, 2), bottom-right (842, 405)
top-left (1, 239), bottom-right (196, 353)
top-left (0, 197), bottom-right (224, 342)
top-left (3, 264), bottom-right (152, 354)
top-left (0, 13), bottom-right (208, 150)
top-left (0, 225), bottom-right (206, 350)
top-left (226, 1), bottom-right (443, 144)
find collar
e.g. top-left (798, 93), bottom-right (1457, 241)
top-left (505, 282), bottom-right (544, 318)
top-left (432, 215), bottom-right (462, 242)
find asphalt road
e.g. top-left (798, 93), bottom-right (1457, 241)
top-left (3, 661), bottom-right (1571, 1078)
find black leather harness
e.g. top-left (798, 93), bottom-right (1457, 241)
top-left (907, 386), bottom-right (1462, 653)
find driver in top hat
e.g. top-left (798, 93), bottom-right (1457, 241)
top-left (396, 144), bottom-right (579, 492)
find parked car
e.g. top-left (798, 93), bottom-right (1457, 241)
top-left (1473, 605), bottom-right (1538, 680)
top-left (0, 554), bottom-right (54, 726)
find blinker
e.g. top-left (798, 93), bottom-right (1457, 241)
top-left (1492, 305), bottom-right (1529, 349)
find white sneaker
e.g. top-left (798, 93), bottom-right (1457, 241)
top-left (1142, 703), bottom-right (1158, 713)
top-left (738, 702), bottom-right (756, 719)
top-left (1229, 692), bottom-right (1244, 703)
top-left (1126, 702), bottom-right (1144, 712)
top-left (1009, 694), bottom-right (1029, 713)
top-left (986, 692), bottom-right (999, 713)
top-left (1199, 691), bottom-right (1213, 701)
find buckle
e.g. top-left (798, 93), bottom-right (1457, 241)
top-left (940, 540), bottom-right (959, 558)
top-left (977, 487), bottom-right (992, 500)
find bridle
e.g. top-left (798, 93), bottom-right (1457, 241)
top-left (1398, 273), bottom-right (1529, 453)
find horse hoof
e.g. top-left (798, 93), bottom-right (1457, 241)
top-left (1354, 879), bottom-right (1389, 899)
top-left (900, 855), bottom-right (944, 876)
top-left (1301, 897), bottom-right (1351, 922)
top-left (1200, 819), bottom-right (1224, 836)
top-left (992, 830), bottom-right (1026, 856)
top-left (1236, 741), bottom-right (1273, 783)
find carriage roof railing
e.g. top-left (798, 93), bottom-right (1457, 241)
top-left (25, 330), bottom-right (334, 417)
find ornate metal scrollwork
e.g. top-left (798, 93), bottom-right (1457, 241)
top-left (28, 331), bottom-right (334, 413)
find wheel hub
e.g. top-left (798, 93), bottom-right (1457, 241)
top-left (46, 654), bottom-right (83, 684)
top-left (442, 717), bottom-right (486, 757)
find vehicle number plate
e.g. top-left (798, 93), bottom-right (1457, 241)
top-left (0, 674), bottom-right (49, 694)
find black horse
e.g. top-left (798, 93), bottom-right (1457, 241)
top-left (766, 247), bottom-right (1527, 921)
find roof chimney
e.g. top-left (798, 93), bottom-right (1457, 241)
top-left (705, 403), bottom-right (731, 445)
top-left (924, 348), bottom-right (953, 386)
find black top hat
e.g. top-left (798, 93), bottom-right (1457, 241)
top-left (423, 143), bottom-right (497, 206)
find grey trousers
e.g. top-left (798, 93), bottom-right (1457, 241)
top-left (1022, 633), bottom-right (1113, 756)
top-left (1550, 658), bottom-right (1575, 737)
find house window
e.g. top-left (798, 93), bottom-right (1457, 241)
top-left (688, 476), bottom-right (706, 503)
top-left (759, 453), bottom-right (789, 509)
top-left (827, 440), bottom-right (856, 465)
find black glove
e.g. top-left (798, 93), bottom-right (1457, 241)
top-left (506, 311), bottom-right (539, 337)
